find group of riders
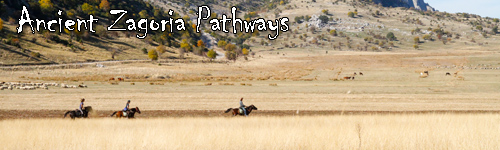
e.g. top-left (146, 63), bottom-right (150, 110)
top-left (73, 97), bottom-right (253, 118)
top-left (76, 98), bottom-right (132, 117)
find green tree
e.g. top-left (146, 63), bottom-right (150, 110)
top-left (217, 40), bottom-right (227, 48)
top-left (493, 18), bottom-right (499, 23)
top-left (180, 39), bottom-right (191, 52)
top-left (207, 49), bottom-right (216, 59)
top-left (139, 10), bottom-right (148, 18)
top-left (348, 12), bottom-right (355, 18)
top-left (318, 15), bottom-right (329, 24)
top-left (148, 49), bottom-right (158, 60)
top-left (492, 26), bottom-right (498, 35)
top-left (386, 32), bottom-right (396, 41)
top-left (414, 37), bottom-right (420, 44)
top-left (81, 3), bottom-right (96, 15)
top-left (476, 25), bottom-right (483, 31)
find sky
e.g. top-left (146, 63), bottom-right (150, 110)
top-left (426, 0), bottom-right (500, 19)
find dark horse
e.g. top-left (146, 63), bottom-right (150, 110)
top-left (110, 107), bottom-right (141, 118)
top-left (224, 105), bottom-right (258, 116)
top-left (64, 106), bottom-right (93, 119)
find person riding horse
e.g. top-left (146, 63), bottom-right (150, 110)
top-left (123, 100), bottom-right (131, 116)
top-left (240, 98), bottom-right (248, 117)
top-left (78, 98), bottom-right (85, 115)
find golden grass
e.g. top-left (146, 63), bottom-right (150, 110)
top-left (1, 114), bottom-right (499, 149)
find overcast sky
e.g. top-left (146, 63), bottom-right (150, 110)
top-left (426, 0), bottom-right (500, 18)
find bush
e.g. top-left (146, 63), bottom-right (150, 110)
top-left (321, 9), bottom-right (328, 15)
top-left (207, 49), bottom-right (216, 59)
top-left (348, 12), bottom-right (355, 18)
top-left (318, 15), bottom-right (329, 24)
top-left (0, 18), bottom-right (3, 31)
top-left (31, 52), bottom-right (41, 58)
top-left (414, 37), bottom-right (420, 44)
top-left (148, 49), bottom-right (158, 60)
top-left (142, 48), bottom-right (148, 54)
top-left (242, 48), bottom-right (249, 55)
top-left (386, 32), bottom-right (396, 41)
top-left (413, 44), bottom-right (419, 50)
top-left (423, 34), bottom-right (432, 40)
top-left (225, 50), bottom-right (237, 61)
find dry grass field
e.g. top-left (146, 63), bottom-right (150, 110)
top-left (1, 114), bottom-right (500, 149)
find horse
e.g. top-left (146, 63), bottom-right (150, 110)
top-left (64, 106), bottom-right (93, 119)
top-left (343, 76), bottom-right (351, 80)
top-left (359, 72), bottom-right (363, 75)
top-left (110, 107), bottom-right (141, 118)
top-left (117, 78), bottom-right (124, 81)
top-left (224, 105), bottom-right (258, 116)
top-left (109, 78), bottom-right (115, 81)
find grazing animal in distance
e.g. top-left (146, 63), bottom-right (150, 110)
top-left (109, 78), bottom-right (115, 81)
top-left (354, 72), bottom-right (357, 75)
top-left (445, 72), bottom-right (451, 76)
top-left (117, 78), bottom-right (124, 81)
top-left (225, 105), bottom-right (258, 116)
top-left (359, 72), bottom-right (363, 75)
top-left (343, 76), bottom-right (351, 80)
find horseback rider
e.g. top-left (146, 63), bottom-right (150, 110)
top-left (123, 100), bottom-right (131, 113)
top-left (78, 98), bottom-right (85, 116)
top-left (240, 98), bottom-right (248, 117)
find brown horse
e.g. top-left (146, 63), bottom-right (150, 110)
top-left (110, 107), bottom-right (141, 118)
top-left (224, 105), bottom-right (258, 116)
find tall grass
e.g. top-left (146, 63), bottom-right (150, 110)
top-left (1, 114), bottom-right (499, 149)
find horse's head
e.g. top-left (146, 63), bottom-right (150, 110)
top-left (84, 106), bottom-right (93, 112)
top-left (135, 107), bottom-right (141, 114)
top-left (248, 105), bottom-right (257, 110)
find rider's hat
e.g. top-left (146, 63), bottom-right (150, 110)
top-left (128, 100), bottom-right (131, 102)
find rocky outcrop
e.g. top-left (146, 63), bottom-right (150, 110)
top-left (372, 0), bottom-right (434, 11)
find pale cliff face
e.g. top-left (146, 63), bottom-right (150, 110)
top-left (372, 0), bottom-right (435, 11)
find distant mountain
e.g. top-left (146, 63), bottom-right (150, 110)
top-left (372, 0), bottom-right (435, 11)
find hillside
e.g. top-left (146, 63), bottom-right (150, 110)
top-left (0, 0), bottom-right (499, 66)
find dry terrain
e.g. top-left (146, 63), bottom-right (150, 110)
top-left (2, 114), bottom-right (500, 149)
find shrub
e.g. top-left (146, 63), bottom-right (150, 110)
top-left (321, 9), bottom-right (328, 15)
top-left (386, 32), bottom-right (396, 41)
top-left (242, 48), bottom-right (249, 55)
top-left (318, 15), bottom-right (329, 24)
top-left (413, 44), bottom-right (419, 49)
top-left (148, 49), bottom-right (158, 60)
top-left (0, 18), bottom-right (3, 31)
top-left (225, 50), bottom-right (237, 61)
top-left (348, 12), bottom-right (355, 18)
top-left (142, 48), bottom-right (148, 54)
top-left (207, 49), bottom-right (216, 59)
top-left (31, 52), bottom-right (41, 58)
top-left (423, 34), bottom-right (432, 40)
top-left (414, 37), bottom-right (420, 44)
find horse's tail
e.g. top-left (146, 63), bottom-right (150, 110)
top-left (63, 111), bottom-right (71, 118)
top-left (224, 108), bottom-right (232, 113)
top-left (110, 111), bottom-right (117, 117)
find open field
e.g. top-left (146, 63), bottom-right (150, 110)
top-left (2, 114), bottom-right (500, 149)
top-left (1, 50), bottom-right (500, 115)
